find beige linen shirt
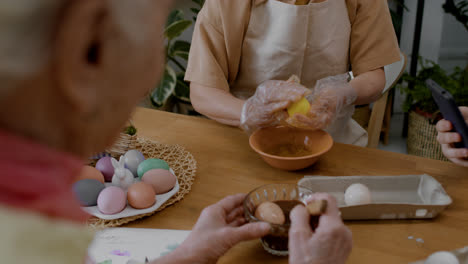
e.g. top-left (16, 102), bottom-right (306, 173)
top-left (185, 0), bottom-right (401, 92)
top-left (0, 206), bottom-right (94, 264)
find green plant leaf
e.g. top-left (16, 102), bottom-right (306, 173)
top-left (190, 8), bottom-right (200, 14)
top-left (165, 20), bottom-right (193, 40)
top-left (151, 65), bottom-right (177, 108)
top-left (173, 73), bottom-right (190, 101)
top-left (169, 40), bottom-right (191, 61)
top-left (166, 9), bottom-right (184, 27)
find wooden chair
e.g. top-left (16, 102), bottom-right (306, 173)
top-left (352, 52), bottom-right (407, 148)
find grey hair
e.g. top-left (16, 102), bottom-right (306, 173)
top-left (0, 0), bottom-right (151, 99)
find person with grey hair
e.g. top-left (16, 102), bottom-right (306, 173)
top-left (0, 0), bottom-right (351, 263)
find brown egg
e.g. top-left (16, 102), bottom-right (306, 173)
top-left (75, 166), bottom-right (105, 183)
top-left (127, 182), bottom-right (156, 209)
top-left (142, 169), bottom-right (177, 194)
top-left (255, 201), bottom-right (285, 225)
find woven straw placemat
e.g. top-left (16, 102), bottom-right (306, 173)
top-left (87, 135), bottom-right (197, 229)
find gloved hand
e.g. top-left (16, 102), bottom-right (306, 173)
top-left (285, 74), bottom-right (357, 130)
top-left (289, 193), bottom-right (353, 264)
top-left (240, 80), bottom-right (311, 134)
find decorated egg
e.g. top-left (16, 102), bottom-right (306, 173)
top-left (344, 183), bottom-right (372, 206)
top-left (73, 179), bottom-right (105, 206)
top-left (96, 157), bottom-right (114, 182)
top-left (287, 97), bottom-right (310, 117)
top-left (142, 169), bottom-right (177, 194)
top-left (123, 150), bottom-right (145, 177)
top-left (127, 182), bottom-right (156, 209)
top-left (75, 166), bottom-right (105, 183)
top-left (255, 201), bottom-right (285, 225)
top-left (425, 251), bottom-right (459, 264)
top-left (97, 186), bottom-right (127, 215)
top-left (137, 159), bottom-right (170, 179)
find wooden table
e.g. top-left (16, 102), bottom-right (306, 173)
top-left (127, 108), bottom-right (468, 263)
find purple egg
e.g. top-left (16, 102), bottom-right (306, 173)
top-left (96, 157), bottom-right (114, 182)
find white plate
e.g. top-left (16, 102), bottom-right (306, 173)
top-left (82, 169), bottom-right (179, 220)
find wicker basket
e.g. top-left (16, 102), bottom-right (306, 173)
top-left (407, 111), bottom-right (448, 161)
top-left (87, 133), bottom-right (197, 228)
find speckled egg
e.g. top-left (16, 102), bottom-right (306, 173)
top-left (75, 166), bottom-right (105, 183)
top-left (73, 179), bottom-right (105, 206)
top-left (142, 169), bottom-right (177, 194)
top-left (123, 150), bottom-right (145, 177)
top-left (97, 186), bottom-right (127, 215)
top-left (137, 159), bottom-right (170, 179)
top-left (255, 201), bottom-right (285, 225)
top-left (344, 183), bottom-right (372, 206)
top-left (96, 157), bottom-right (115, 182)
top-left (127, 182), bottom-right (156, 209)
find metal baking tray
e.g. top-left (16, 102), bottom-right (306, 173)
top-left (298, 174), bottom-right (452, 220)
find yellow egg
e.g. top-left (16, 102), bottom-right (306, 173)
top-left (287, 97), bottom-right (310, 117)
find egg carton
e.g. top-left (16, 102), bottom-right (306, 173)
top-left (298, 174), bottom-right (452, 220)
top-left (82, 169), bottom-right (179, 220)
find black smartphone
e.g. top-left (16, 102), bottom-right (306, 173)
top-left (426, 79), bottom-right (468, 149)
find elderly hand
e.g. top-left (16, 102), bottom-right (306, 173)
top-left (289, 193), bottom-right (352, 264)
top-left (436, 106), bottom-right (468, 167)
top-left (157, 194), bottom-right (270, 264)
top-left (240, 80), bottom-right (311, 134)
top-left (286, 74), bottom-right (357, 130)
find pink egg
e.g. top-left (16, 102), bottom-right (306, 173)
top-left (142, 169), bottom-right (177, 194)
top-left (97, 186), bottom-right (127, 215)
top-left (96, 157), bottom-right (114, 182)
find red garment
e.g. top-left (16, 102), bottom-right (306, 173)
top-left (0, 129), bottom-right (89, 223)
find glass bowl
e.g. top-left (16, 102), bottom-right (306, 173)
top-left (243, 183), bottom-right (314, 256)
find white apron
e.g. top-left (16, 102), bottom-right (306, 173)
top-left (231, 0), bottom-right (368, 146)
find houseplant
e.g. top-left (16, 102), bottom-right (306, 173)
top-left (400, 59), bottom-right (468, 160)
top-left (149, 0), bottom-right (204, 115)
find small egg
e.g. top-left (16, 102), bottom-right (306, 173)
top-left (137, 159), bottom-right (170, 179)
top-left (73, 179), bottom-right (105, 206)
top-left (96, 157), bottom-right (115, 182)
top-left (75, 166), bottom-right (105, 183)
top-left (123, 150), bottom-right (145, 177)
top-left (142, 169), bottom-right (177, 194)
top-left (344, 183), bottom-right (372, 206)
top-left (255, 201), bottom-right (285, 225)
top-left (127, 182), bottom-right (156, 209)
top-left (425, 251), bottom-right (459, 264)
top-left (97, 186), bottom-right (127, 215)
top-left (287, 97), bottom-right (311, 116)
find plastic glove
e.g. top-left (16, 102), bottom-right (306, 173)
top-left (436, 106), bottom-right (468, 167)
top-left (285, 74), bottom-right (357, 130)
top-left (289, 193), bottom-right (352, 264)
top-left (240, 80), bottom-right (311, 134)
top-left (156, 194), bottom-right (271, 264)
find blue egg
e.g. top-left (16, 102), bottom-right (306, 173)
top-left (73, 179), bottom-right (105, 206)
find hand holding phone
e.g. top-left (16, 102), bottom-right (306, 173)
top-left (427, 79), bottom-right (468, 149)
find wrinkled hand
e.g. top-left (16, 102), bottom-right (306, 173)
top-left (436, 106), bottom-right (468, 167)
top-left (240, 80), bottom-right (310, 134)
top-left (289, 193), bottom-right (352, 264)
top-left (286, 74), bottom-right (356, 130)
top-left (166, 194), bottom-right (270, 264)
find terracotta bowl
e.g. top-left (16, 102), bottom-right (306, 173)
top-left (249, 126), bottom-right (333, 171)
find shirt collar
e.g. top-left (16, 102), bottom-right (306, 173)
top-left (0, 128), bottom-right (89, 223)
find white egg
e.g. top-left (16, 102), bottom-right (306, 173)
top-left (344, 183), bottom-right (372, 206)
top-left (123, 150), bottom-right (145, 177)
top-left (425, 251), bottom-right (459, 264)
